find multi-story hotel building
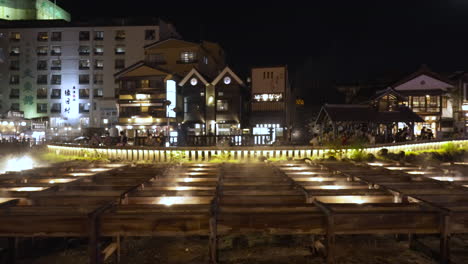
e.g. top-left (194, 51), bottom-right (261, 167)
top-left (0, 9), bottom-right (179, 137)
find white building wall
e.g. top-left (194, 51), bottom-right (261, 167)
top-left (0, 24), bottom-right (161, 130)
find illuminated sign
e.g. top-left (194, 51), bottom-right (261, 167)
top-left (166, 80), bottom-right (176, 118)
top-left (253, 93), bottom-right (283, 102)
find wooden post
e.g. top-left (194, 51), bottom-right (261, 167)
top-left (439, 214), bottom-right (450, 264)
top-left (7, 237), bottom-right (17, 264)
top-left (326, 214), bottom-right (335, 264)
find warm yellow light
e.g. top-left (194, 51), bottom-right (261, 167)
top-left (70, 173), bottom-right (93, 177)
top-left (367, 162), bottom-right (384, 166)
top-left (89, 168), bottom-right (109, 172)
top-left (49, 180), bottom-right (56, 184)
top-left (157, 196), bottom-right (190, 206)
top-left (351, 198), bottom-right (366, 204)
top-left (288, 171), bottom-right (319, 175)
top-left (320, 185), bottom-right (343, 190)
top-left (174, 186), bottom-right (191, 191)
top-left (308, 177), bottom-right (324, 182)
top-left (183, 177), bottom-right (193, 182)
top-left (407, 171), bottom-right (425, 175)
top-left (11, 187), bottom-right (45, 192)
top-left (136, 94), bottom-right (149, 100)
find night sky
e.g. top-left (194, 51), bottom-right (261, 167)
top-left (58, 0), bottom-right (468, 105)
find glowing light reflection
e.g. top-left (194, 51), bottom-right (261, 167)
top-left (320, 185), bottom-right (343, 190)
top-left (10, 187), bottom-right (45, 192)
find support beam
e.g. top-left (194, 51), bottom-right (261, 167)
top-left (439, 214), bottom-right (450, 264)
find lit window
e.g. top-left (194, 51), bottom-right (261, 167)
top-left (253, 93), bottom-right (283, 102)
top-left (79, 59), bottom-right (90, 70)
top-left (94, 45), bottom-right (104, 55)
top-left (79, 103), bottom-right (90, 113)
top-left (37, 32), bottom-right (48, 41)
top-left (216, 100), bottom-right (229, 111)
top-left (115, 30), bottom-right (125, 40)
top-left (180, 51), bottom-right (196, 63)
top-left (51, 89), bottom-right (61, 99)
top-left (37, 88), bottom-right (47, 99)
top-left (51, 46), bottom-right (61, 55)
top-left (115, 45), bottom-right (125, 55)
top-left (37, 103), bottom-right (48, 113)
top-left (37, 46), bottom-right (48, 56)
top-left (51, 75), bottom-right (61, 85)
top-left (10, 32), bottom-right (20, 41)
top-left (51, 59), bottom-right (61, 70)
top-left (79, 89), bottom-right (90, 99)
top-left (140, 80), bottom-right (150, 88)
top-left (94, 89), bottom-right (103, 98)
top-left (10, 46), bottom-right (20, 56)
top-left (94, 59), bottom-right (104, 70)
top-left (79, 45), bottom-right (90, 55)
top-left (94, 31), bottom-right (104, 41)
top-left (10, 75), bottom-right (20, 85)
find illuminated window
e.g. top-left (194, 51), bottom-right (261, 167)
top-left (145, 30), bottom-right (156, 40)
top-left (140, 80), bottom-right (150, 88)
top-left (79, 59), bottom-right (90, 70)
top-left (37, 32), bottom-right (48, 41)
top-left (51, 103), bottom-right (61, 113)
top-left (79, 74), bottom-right (90, 84)
top-left (216, 100), bottom-right (229, 111)
top-left (51, 75), bottom-right (61, 85)
top-left (37, 46), bottom-right (48, 56)
top-left (253, 93), bottom-right (283, 102)
top-left (78, 45), bottom-right (90, 55)
top-left (115, 59), bottom-right (125, 69)
top-left (115, 30), bottom-right (125, 40)
top-left (51, 32), bottom-right (62, 41)
top-left (10, 46), bottom-right (20, 56)
top-left (37, 103), bottom-right (48, 113)
top-left (10, 75), bottom-right (19, 85)
top-left (79, 103), bottom-right (90, 113)
top-left (51, 89), bottom-right (61, 99)
top-left (94, 59), bottom-right (104, 70)
top-left (79, 31), bottom-right (90, 41)
top-left (180, 51), bottom-right (196, 63)
top-left (115, 45), bottom-right (125, 55)
top-left (37, 88), bottom-right (47, 99)
top-left (94, 45), bottom-right (104, 55)
top-left (94, 31), bottom-right (104, 41)
top-left (10, 32), bottom-right (20, 41)
top-left (51, 46), bottom-right (61, 55)
top-left (79, 89), bottom-right (90, 99)
top-left (93, 89), bottom-right (103, 98)
top-left (51, 59), bottom-right (61, 70)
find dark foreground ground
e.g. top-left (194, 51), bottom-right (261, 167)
top-left (16, 235), bottom-right (436, 264)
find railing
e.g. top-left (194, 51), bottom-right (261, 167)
top-left (48, 139), bottom-right (468, 162)
top-left (186, 135), bottom-right (272, 146)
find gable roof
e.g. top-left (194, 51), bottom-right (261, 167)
top-left (144, 38), bottom-right (198, 50)
top-left (114, 61), bottom-right (172, 79)
top-left (390, 64), bottom-right (455, 89)
top-left (371, 87), bottom-right (407, 102)
top-left (211, 66), bottom-right (244, 86)
top-left (178, 68), bottom-right (209, 86)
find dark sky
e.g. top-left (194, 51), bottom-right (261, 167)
top-left (57, 0), bottom-right (468, 105)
